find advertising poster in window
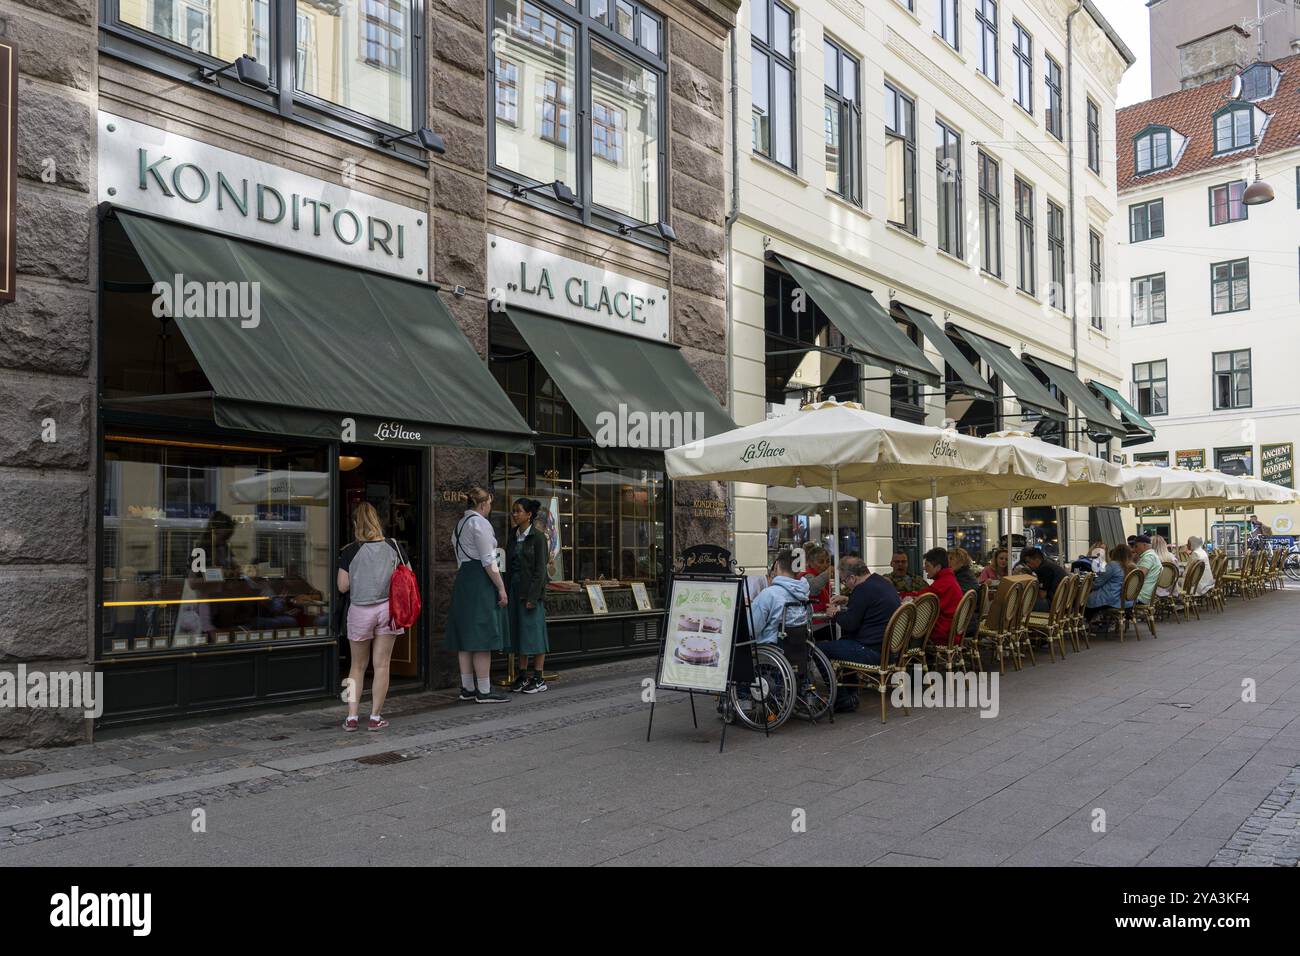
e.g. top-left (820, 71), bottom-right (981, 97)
top-left (1176, 449), bottom-right (1205, 471)
top-left (1262, 443), bottom-right (1293, 489)
top-left (655, 578), bottom-right (741, 694)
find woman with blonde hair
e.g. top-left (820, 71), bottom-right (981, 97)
top-left (446, 486), bottom-right (511, 704)
top-left (338, 501), bottom-right (404, 731)
top-left (1151, 533), bottom-right (1179, 598)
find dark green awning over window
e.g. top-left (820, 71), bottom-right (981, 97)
top-left (946, 326), bottom-right (1068, 420)
top-left (115, 211), bottom-right (533, 453)
top-left (891, 302), bottom-right (994, 398)
top-left (1022, 355), bottom-right (1126, 439)
top-left (1089, 379), bottom-right (1157, 447)
top-left (770, 254), bottom-right (941, 387)
top-left (505, 307), bottom-right (734, 455)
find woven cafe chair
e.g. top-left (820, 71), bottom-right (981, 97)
top-left (900, 592), bottom-right (941, 675)
top-left (1250, 551), bottom-right (1270, 597)
top-left (1181, 560), bottom-right (1206, 621)
top-left (976, 580), bottom-right (1019, 675)
top-left (930, 588), bottom-right (977, 673)
top-left (1070, 572), bottom-right (1095, 651)
top-left (1104, 568), bottom-right (1145, 642)
top-left (1219, 556), bottom-right (1245, 601)
top-left (1206, 554), bottom-right (1228, 612)
top-left (1152, 562), bottom-right (1180, 622)
top-left (1010, 576), bottom-right (1039, 668)
top-left (1026, 574), bottom-right (1073, 662)
top-left (832, 602), bottom-right (917, 724)
top-left (1268, 550), bottom-right (1285, 591)
top-left (1131, 568), bottom-right (1159, 640)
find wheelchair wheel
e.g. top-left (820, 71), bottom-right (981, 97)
top-left (793, 643), bottom-right (837, 722)
top-left (728, 645), bottom-right (795, 732)
top-left (1285, 552), bottom-right (1300, 582)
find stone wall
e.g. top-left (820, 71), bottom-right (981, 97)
top-left (0, 0), bottom-right (98, 751)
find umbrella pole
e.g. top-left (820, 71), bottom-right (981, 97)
top-left (1173, 509), bottom-right (1179, 549)
top-left (831, 466), bottom-right (841, 597)
top-left (931, 478), bottom-right (939, 551)
top-left (1006, 492), bottom-right (1013, 567)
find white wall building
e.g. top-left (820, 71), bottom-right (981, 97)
top-left (724, 0), bottom-right (1135, 573)
top-left (1116, 50), bottom-right (1300, 547)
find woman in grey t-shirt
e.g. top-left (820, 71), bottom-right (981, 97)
top-left (338, 502), bottom-right (401, 732)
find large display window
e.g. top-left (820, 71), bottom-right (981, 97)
top-left (100, 433), bottom-right (333, 656)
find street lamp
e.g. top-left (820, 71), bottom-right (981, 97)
top-left (1243, 156), bottom-right (1275, 205)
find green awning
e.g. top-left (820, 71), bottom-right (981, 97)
top-left (505, 307), bottom-right (734, 454)
top-left (891, 302), bottom-right (994, 398)
top-left (1089, 379), bottom-right (1157, 447)
top-left (770, 254), bottom-right (941, 386)
top-left (1022, 354), bottom-right (1126, 440)
top-left (114, 211), bottom-right (533, 453)
top-left (946, 326), bottom-right (1068, 420)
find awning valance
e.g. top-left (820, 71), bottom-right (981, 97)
top-left (770, 254), bottom-right (941, 387)
top-left (891, 302), bottom-right (994, 398)
top-left (1022, 354), bottom-right (1126, 440)
top-left (114, 210), bottom-right (534, 453)
top-left (1089, 380), bottom-right (1157, 447)
top-left (946, 326), bottom-right (1068, 420)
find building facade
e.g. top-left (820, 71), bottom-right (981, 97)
top-left (1148, 0), bottom-right (1300, 98)
top-left (0, 0), bottom-right (738, 749)
top-left (727, 0), bottom-right (1135, 575)
top-left (1116, 46), bottom-right (1300, 547)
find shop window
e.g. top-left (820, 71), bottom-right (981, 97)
top-left (1215, 446), bottom-right (1254, 477)
top-left (763, 267), bottom-right (858, 408)
top-left (490, 0), bottom-right (663, 229)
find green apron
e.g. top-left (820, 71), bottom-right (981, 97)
top-left (445, 517), bottom-right (506, 652)
top-left (507, 534), bottom-right (549, 656)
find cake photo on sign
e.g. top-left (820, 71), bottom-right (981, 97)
top-left (674, 634), bottom-right (719, 667)
top-left (701, 616), bottom-right (723, 634)
top-left (678, 615), bottom-right (702, 632)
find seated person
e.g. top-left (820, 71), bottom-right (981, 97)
top-left (1086, 544), bottom-right (1134, 622)
top-left (950, 547), bottom-right (981, 640)
top-left (887, 550), bottom-right (927, 593)
top-left (901, 546), bottom-right (964, 645)
top-left (798, 546), bottom-right (833, 613)
top-left (1132, 535), bottom-right (1162, 606)
top-left (748, 550), bottom-right (811, 670)
top-left (1021, 547), bottom-right (1067, 612)
top-left (823, 557), bottom-right (901, 710)
top-left (977, 548), bottom-right (1009, 584)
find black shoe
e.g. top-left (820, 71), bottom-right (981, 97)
top-left (458, 686), bottom-right (477, 702)
top-left (522, 676), bottom-right (548, 694)
top-left (475, 689), bottom-right (511, 704)
top-left (509, 672), bottom-right (531, 693)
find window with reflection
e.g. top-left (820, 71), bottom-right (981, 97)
top-left (101, 434), bottom-right (332, 656)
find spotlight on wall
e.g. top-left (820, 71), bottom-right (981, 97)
top-left (377, 127), bottom-right (446, 155)
top-left (619, 221), bottom-right (678, 242)
top-left (198, 55), bottom-right (271, 92)
top-left (511, 180), bottom-right (578, 205)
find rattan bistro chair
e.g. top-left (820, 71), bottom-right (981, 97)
top-left (930, 589), bottom-right (977, 673)
top-left (1152, 562), bottom-right (1180, 623)
top-left (1182, 560), bottom-right (1206, 621)
top-left (1027, 575), bottom-right (1073, 662)
top-left (1070, 572), bottom-right (1095, 651)
top-left (1010, 576), bottom-right (1039, 668)
top-left (1104, 568), bottom-right (1145, 642)
top-left (978, 581), bottom-right (1020, 674)
top-left (1206, 554), bottom-right (1228, 612)
top-left (832, 602), bottom-right (917, 724)
top-left (1268, 550), bottom-right (1286, 591)
top-left (901, 593), bottom-right (941, 675)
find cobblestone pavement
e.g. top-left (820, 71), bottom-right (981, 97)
top-left (0, 591), bottom-right (1298, 866)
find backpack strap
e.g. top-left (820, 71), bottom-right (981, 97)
top-left (387, 538), bottom-right (409, 568)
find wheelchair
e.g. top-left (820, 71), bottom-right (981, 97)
top-left (725, 600), bottom-right (837, 731)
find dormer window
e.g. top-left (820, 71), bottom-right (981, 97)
top-left (1238, 63), bottom-right (1278, 101)
top-left (1134, 126), bottom-right (1172, 174)
top-left (1214, 104), bottom-right (1254, 153)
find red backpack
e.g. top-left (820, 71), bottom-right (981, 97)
top-left (386, 539), bottom-right (422, 630)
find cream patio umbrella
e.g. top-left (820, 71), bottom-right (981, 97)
top-left (1121, 465), bottom-right (1236, 549)
top-left (664, 400), bottom-right (1015, 591)
top-left (875, 431), bottom-right (1115, 555)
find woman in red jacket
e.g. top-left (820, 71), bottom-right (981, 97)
top-left (901, 546), bottom-right (964, 645)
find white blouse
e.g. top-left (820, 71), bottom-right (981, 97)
top-left (453, 510), bottom-right (498, 567)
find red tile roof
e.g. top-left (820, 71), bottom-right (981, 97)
top-left (1116, 53), bottom-right (1300, 193)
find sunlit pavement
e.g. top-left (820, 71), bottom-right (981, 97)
top-left (2, 589), bottom-right (1298, 866)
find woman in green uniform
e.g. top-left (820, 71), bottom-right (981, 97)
top-left (446, 486), bottom-right (511, 704)
top-left (507, 497), bottom-right (550, 694)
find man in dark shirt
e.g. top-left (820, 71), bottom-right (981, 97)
top-left (1022, 547), bottom-right (1067, 612)
top-left (822, 557), bottom-right (900, 711)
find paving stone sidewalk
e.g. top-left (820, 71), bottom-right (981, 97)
top-left (0, 591), bottom-right (1298, 866)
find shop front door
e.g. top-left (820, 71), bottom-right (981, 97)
top-left (339, 446), bottom-right (424, 680)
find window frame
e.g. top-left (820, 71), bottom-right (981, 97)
top-left (1047, 199), bottom-right (1065, 311)
top-left (1044, 53), bottom-right (1062, 140)
top-left (1133, 125), bottom-right (1172, 175)
top-left (752, 0), bottom-right (798, 171)
top-left (1212, 350), bottom-right (1252, 411)
top-left (1209, 180), bottom-right (1248, 226)
top-left (1012, 20), bottom-right (1033, 114)
top-left (1130, 272), bottom-right (1167, 327)
top-left (1129, 198), bottom-right (1165, 243)
top-left (1086, 97), bottom-right (1101, 173)
top-left (1014, 175), bottom-right (1035, 295)
top-left (487, 0), bottom-right (670, 241)
top-left (1131, 359), bottom-right (1168, 418)
top-left (1239, 63), bottom-right (1276, 101)
top-left (885, 80), bottom-right (918, 235)
top-left (978, 149), bottom-right (1002, 277)
top-left (1213, 103), bottom-right (1254, 154)
top-left (824, 37), bottom-right (862, 205)
top-left (936, 117), bottom-right (963, 257)
top-left (1089, 228), bottom-right (1103, 330)
top-left (976, 0), bottom-right (999, 84)
top-left (1211, 258), bottom-right (1251, 314)
top-left (936, 0), bottom-right (959, 50)
top-left (98, 0), bottom-right (429, 161)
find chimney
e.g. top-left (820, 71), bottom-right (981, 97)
top-left (1177, 25), bottom-right (1254, 90)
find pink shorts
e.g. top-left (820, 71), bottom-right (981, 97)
top-left (346, 600), bottom-right (402, 642)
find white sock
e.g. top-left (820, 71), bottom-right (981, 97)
top-left (476, 676), bottom-right (491, 694)
top-left (461, 673), bottom-right (475, 691)
top-left (370, 713), bottom-right (381, 720)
